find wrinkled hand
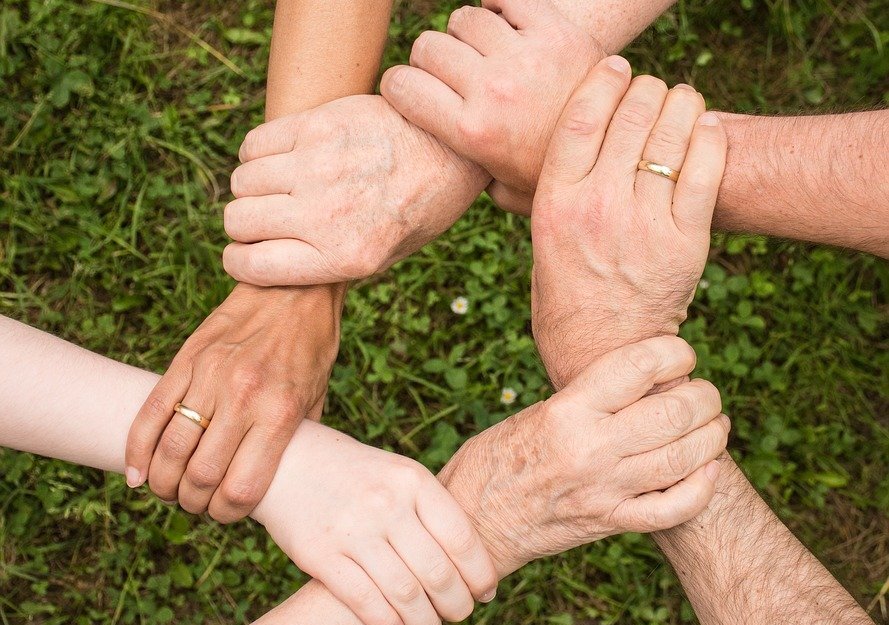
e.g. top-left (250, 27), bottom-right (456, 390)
top-left (125, 283), bottom-right (343, 523)
top-left (381, 0), bottom-right (602, 215)
top-left (438, 336), bottom-right (728, 576)
top-left (222, 95), bottom-right (489, 286)
top-left (252, 420), bottom-right (497, 625)
top-left (530, 58), bottom-right (728, 388)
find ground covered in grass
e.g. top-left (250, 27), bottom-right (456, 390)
top-left (1, 0), bottom-right (887, 623)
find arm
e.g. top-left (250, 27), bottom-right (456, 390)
top-left (713, 111), bottom-right (889, 257)
top-left (527, 58), bottom-right (873, 624)
top-left (382, 1), bottom-right (889, 258)
top-left (217, 0), bottom-right (676, 287)
top-left (125, 0), bottom-right (391, 523)
top-left (0, 315), bottom-right (725, 624)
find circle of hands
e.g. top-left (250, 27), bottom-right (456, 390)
top-left (124, 0), bottom-right (732, 623)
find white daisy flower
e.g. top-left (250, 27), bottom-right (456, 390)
top-left (450, 296), bottom-right (469, 315)
top-left (500, 387), bottom-right (517, 405)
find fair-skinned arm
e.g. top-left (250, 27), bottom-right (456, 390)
top-left (125, 0), bottom-right (394, 527)
top-left (0, 316), bottom-right (725, 624)
top-left (526, 58), bottom-right (873, 624)
top-left (380, 0), bottom-right (889, 258)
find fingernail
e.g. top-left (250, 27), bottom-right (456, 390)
top-left (605, 55), bottom-right (630, 74)
top-left (125, 466), bottom-right (144, 488)
top-left (674, 83), bottom-right (696, 91)
top-left (698, 112), bottom-right (719, 126)
top-left (705, 460), bottom-right (721, 481)
top-left (480, 589), bottom-right (496, 603)
top-left (160, 499), bottom-right (177, 506)
top-left (719, 414), bottom-right (731, 431)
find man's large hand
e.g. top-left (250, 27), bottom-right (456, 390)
top-left (222, 95), bottom-right (489, 286)
top-left (125, 284), bottom-right (343, 522)
top-left (381, 0), bottom-right (603, 215)
top-left (427, 336), bottom-right (725, 577)
top-left (530, 58), bottom-right (727, 388)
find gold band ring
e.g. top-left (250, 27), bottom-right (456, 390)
top-left (174, 403), bottom-right (211, 430)
top-left (638, 160), bottom-right (680, 182)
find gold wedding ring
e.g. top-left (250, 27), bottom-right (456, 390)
top-left (638, 160), bottom-right (680, 182)
top-left (174, 403), bottom-right (211, 430)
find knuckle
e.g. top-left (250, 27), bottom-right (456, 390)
top-left (393, 578), bottom-right (423, 604)
top-left (447, 524), bottom-right (479, 558)
top-left (455, 115), bottom-right (489, 147)
top-left (561, 101), bottom-right (605, 137)
top-left (158, 428), bottom-right (193, 461)
top-left (229, 365), bottom-right (264, 395)
top-left (666, 440), bottom-right (691, 477)
top-left (615, 99), bottom-right (659, 129)
top-left (485, 77), bottom-right (519, 104)
top-left (185, 459), bottom-right (225, 491)
top-left (623, 343), bottom-right (660, 378)
top-left (426, 558), bottom-right (455, 592)
top-left (659, 394), bottom-right (693, 433)
top-left (220, 478), bottom-right (263, 511)
top-left (648, 122), bottom-right (689, 152)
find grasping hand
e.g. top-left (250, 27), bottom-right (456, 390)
top-left (439, 336), bottom-right (727, 577)
top-left (530, 57), bottom-right (727, 387)
top-left (251, 420), bottom-right (498, 625)
top-left (221, 95), bottom-right (489, 286)
top-left (381, 0), bottom-right (602, 215)
top-left (125, 283), bottom-right (343, 523)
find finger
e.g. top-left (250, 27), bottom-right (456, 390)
top-left (623, 414), bottom-right (730, 493)
top-left (380, 65), bottom-right (463, 148)
top-left (147, 388), bottom-right (214, 503)
top-left (482, 0), bottom-right (553, 30)
top-left (207, 423), bottom-right (291, 523)
top-left (229, 152), bottom-right (298, 198)
top-left (447, 5), bottom-right (517, 55)
top-left (410, 30), bottom-right (483, 96)
top-left (485, 181), bottom-right (533, 216)
top-left (609, 378), bottom-right (722, 455)
top-left (564, 335), bottom-right (698, 413)
top-left (125, 363), bottom-right (192, 488)
top-left (619, 460), bottom-right (722, 532)
top-left (177, 402), bottom-right (250, 515)
top-left (672, 112), bottom-right (727, 237)
top-left (224, 194), bottom-right (304, 243)
top-left (238, 114), bottom-right (307, 163)
top-left (593, 74), bottom-right (669, 188)
top-left (222, 240), bottom-right (339, 287)
top-left (537, 55), bottom-right (632, 189)
top-left (389, 518), bottom-right (475, 623)
top-left (416, 485), bottom-right (498, 603)
top-left (316, 556), bottom-right (403, 625)
top-left (352, 543), bottom-right (440, 625)
top-left (635, 84), bottom-right (705, 209)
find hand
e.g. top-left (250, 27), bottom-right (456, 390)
top-left (125, 283), bottom-right (343, 522)
top-left (438, 336), bottom-right (728, 576)
top-left (530, 58), bottom-right (728, 388)
top-left (380, 0), bottom-right (603, 215)
top-left (222, 95), bottom-right (489, 286)
top-left (252, 420), bottom-right (498, 625)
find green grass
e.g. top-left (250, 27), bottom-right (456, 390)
top-left (1, 0), bottom-right (887, 623)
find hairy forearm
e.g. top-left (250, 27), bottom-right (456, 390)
top-left (654, 456), bottom-right (873, 624)
top-left (713, 111), bottom-right (889, 257)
